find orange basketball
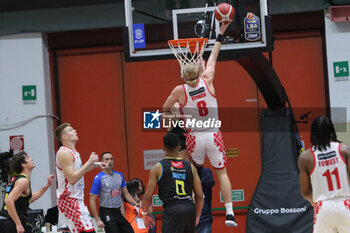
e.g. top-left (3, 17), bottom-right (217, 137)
top-left (214, 3), bottom-right (235, 22)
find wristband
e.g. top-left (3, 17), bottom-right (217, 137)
top-left (216, 34), bottom-right (224, 43)
top-left (141, 210), bottom-right (148, 216)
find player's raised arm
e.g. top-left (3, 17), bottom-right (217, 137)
top-left (58, 150), bottom-right (98, 185)
top-left (202, 21), bottom-right (232, 85)
top-left (163, 85), bottom-right (184, 113)
top-left (31, 174), bottom-right (54, 202)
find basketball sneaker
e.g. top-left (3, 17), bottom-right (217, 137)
top-left (225, 214), bottom-right (238, 227)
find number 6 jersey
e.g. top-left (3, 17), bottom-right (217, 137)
top-left (310, 142), bottom-right (350, 202)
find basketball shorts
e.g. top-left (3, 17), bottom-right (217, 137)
top-left (162, 202), bottom-right (196, 233)
top-left (58, 197), bottom-right (95, 233)
top-left (186, 131), bottom-right (227, 169)
top-left (313, 197), bottom-right (350, 233)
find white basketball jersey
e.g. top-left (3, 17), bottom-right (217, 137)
top-left (310, 142), bottom-right (350, 202)
top-left (180, 78), bottom-right (219, 132)
top-left (56, 146), bottom-right (85, 200)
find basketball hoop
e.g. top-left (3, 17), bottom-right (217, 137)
top-left (168, 38), bottom-right (208, 78)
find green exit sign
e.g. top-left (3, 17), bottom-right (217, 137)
top-left (152, 195), bottom-right (163, 207)
top-left (22, 85), bottom-right (37, 101)
top-left (333, 61), bottom-right (349, 78)
top-left (220, 189), bottom-right (244, 202)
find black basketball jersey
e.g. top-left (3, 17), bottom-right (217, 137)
top-left (0, 174), bottom-right (32, 218)
top-left (158, 157), bottom-right (194, 207)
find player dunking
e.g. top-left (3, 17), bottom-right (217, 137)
top-left (163, 21), bottom-right (237, 227)
top-left (298, 116), bottom-right (350, 233)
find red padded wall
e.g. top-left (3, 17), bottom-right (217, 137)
top-left (53, 31), bottom-right (326, 233)
top-left (55, 47), bottom-right (129, 207)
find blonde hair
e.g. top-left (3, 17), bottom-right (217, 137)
top-left (182, 63), bottom-right (199, 79)
top-left (55, 123), bottom-right (70, 142)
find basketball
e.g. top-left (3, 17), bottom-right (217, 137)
top-left (214, 3), bottom-right (235, 22)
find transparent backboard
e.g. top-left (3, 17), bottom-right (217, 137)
top-left (124, 0), bottom-right (272, 62)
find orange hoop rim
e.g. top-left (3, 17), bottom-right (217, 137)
top-left (168, 38), bottom-right (208, 49)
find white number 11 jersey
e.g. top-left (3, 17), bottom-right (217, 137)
top-left (310, 142), bottom-right (350, 202)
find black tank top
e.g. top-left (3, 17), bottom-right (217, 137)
top-left (158, 157), bottom-right (194, 207)
top-left (0, 174), bottom-right (32, 218)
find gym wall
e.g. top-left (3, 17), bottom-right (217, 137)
top-left (52, 30), bottom-right (326, 233)
top-left (0, 8), bottom-right (345, 233)
top-left (324, 14), bottom-right (350, 145)
top-left (0, 17), bottom-right (328, 233)
top-left (0, 33), bottom-right (56, 211)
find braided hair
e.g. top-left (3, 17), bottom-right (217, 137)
top-left (126, 178), bottom-right (145, 197)
top-left (310, 115), bottom-right (340, 151)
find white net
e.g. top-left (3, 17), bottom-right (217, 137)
top-left (168, 39), bottom-right (208, 78)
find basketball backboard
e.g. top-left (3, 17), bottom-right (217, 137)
top-left (124, 0), bottom-right (273, 62)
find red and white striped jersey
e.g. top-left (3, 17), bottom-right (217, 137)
top-left (56, 146), bottom-right (85, 200)
top-left (180, 78), bottom-right (219, 132)
top-left (310, 142), bottom-right (350, 202)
